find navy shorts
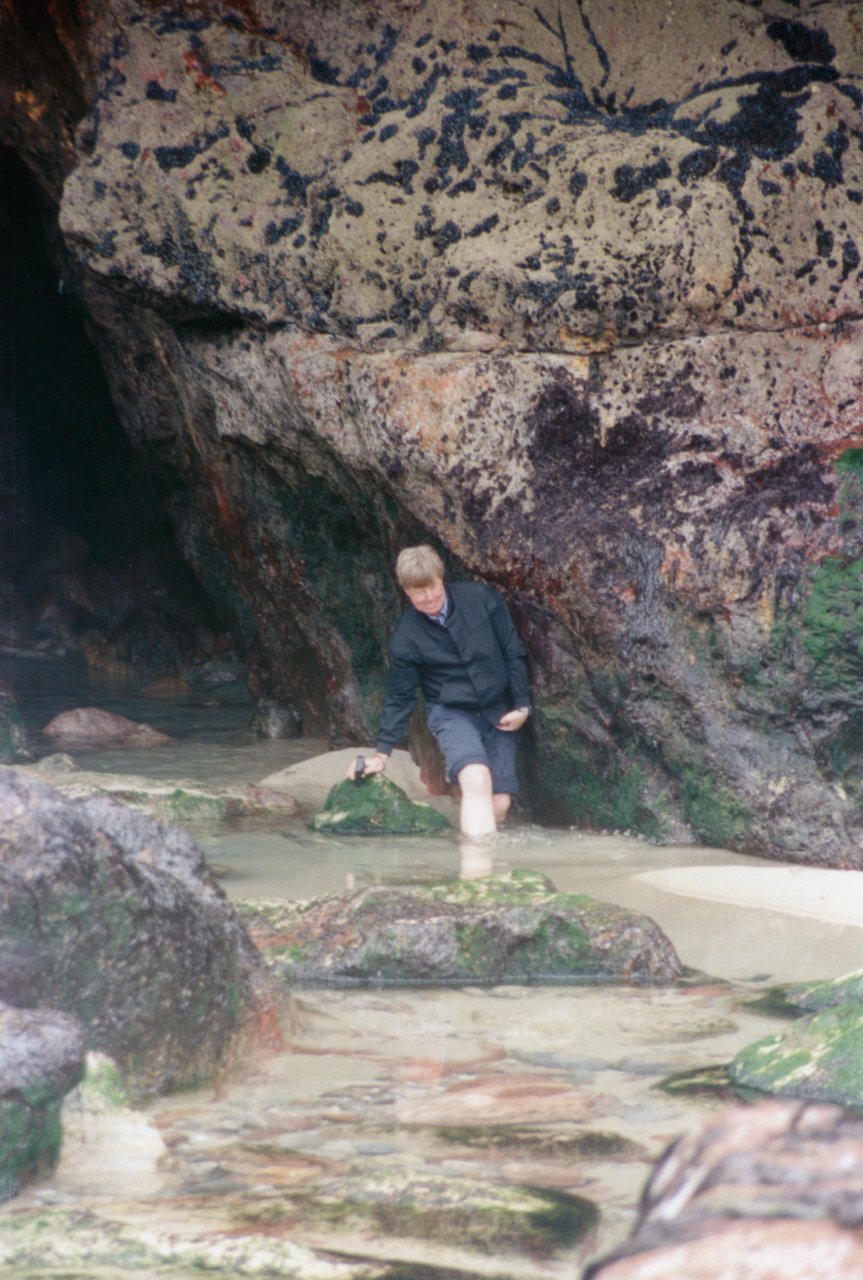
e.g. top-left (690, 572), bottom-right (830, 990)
top-left (426, 704), bottom-right (519, 795)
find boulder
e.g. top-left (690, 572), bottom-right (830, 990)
top-left (586, 1102), bottom-right (863, 1280)
top-left (42, 706), bottom-right (170, 748)
top-left (0, 682), bottom-right (31, 764)
top-left (310, 774), bottom-right (452, 836)
top-left (729, 1003), bottom-right (863, 1108)
top-left (0, 1002), bottom-right (86, 1200)
top-left (0, 767), bottom-right (281, 1095)
top-left (241, 868), bottom-right (682, 986)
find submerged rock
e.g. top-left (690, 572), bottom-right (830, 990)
top-left (33, 752), bottom-right (79, 774)
top-left (13, 764), bottom-right (299, 827)
top-left (286, 1169), bottom-right (598, 1259)
top-left (0, 1002), bottom-right (85, 1201)
top-left (0, 767), bottom-right (280, 1096)
top-left (586, 1102), bottom-right (863, 1279)
top-left (0, 1206), bottom-right (384, 1278)
top-left (310, 774), bottom-right (451, 836)
top-left (242, 868), bottom-right (682, 986)
top-left (42, 706), bottom-right (170, 748)
top-left (729, 1003), bottom-right (863, 1107)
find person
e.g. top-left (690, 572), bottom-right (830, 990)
top-left (349, 545), bottom-right (531, 839)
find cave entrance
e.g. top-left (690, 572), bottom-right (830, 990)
top-left (0, 147), bottom-right (218, 670)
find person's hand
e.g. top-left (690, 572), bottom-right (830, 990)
top-left (347, 751), bottom-right (388, 779)
top-left (496, 708), bottom-right (530, 732)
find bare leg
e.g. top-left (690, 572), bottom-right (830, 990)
top-left (457, 762), bottom-right (496, 839)
top-left (492, 793), bottom-right (511, 824)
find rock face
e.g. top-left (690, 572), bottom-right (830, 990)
top-left (0, 767), bottom-right (278, 1095)
top-left (0, 1002), bottom-right (86, 1200)
top-left (586, 1102), bottom-right (863, 1280)
top-left (3, 0), bottom-right (863, 861)
top-left (242, 868), bottom-right (683, 986)
top-left (0, 683), bottom-right (31, 764)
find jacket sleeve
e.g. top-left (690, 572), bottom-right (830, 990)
top-left (488, 588), bottom-right (531, 708)
top-left (375, 638), bottom-right (422, 752)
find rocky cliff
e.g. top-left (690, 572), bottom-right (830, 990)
top-left (3, 0), bottom-right (863, 862)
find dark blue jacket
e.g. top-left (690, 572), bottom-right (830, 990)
top-left (376, 581), bottom-right (531, 752)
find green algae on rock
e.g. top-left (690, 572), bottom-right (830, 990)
top-left (0, 768), bottom-right (280, 1098)
top-left (282, 1170), bottom-right (598, 1260)
top-left (242, 868), bottom-right (682, 986)
top-left (729, 1003), bottom-right (863, 1107)
top-left (14, 764), bottom-right (300, 829)
top-left (747, 967), bottom-right (863, 1019)
top-left (310, 775), bottom-right (451, 837)
top-left (0, 1206), bottom-right (385, 1279)
top-left (0, 1003), bottom-right (85, 1201)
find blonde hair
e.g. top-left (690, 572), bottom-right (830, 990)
top-left (395, 545), bottom-right (444, 589)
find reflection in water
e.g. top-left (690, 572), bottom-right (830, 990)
top-left (459, 834), bottom-right (495, 879)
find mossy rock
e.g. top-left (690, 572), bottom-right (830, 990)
top-left (13, 766), bottom-right (299, 829)
top-left (0, 1205), bottom-right (380, 1277)
top-left (746, 968), bottom-right (863, 1018)
top-left (310, 775), bottom-right (451, 836)
top-left (0, 1003), bottom-right (85, 1201)
top-left (784, 969), bottom-right (863, 1014)
top-left (242, 868), bottom-right (682, 986)
top-left (268, 1170), bottom-right (598, 1259)
top-left (729, 1003), bottom-right (863, 1107)
top-left (0, 769), bottom-right (276, 1098)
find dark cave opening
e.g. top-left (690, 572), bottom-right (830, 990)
top-left (0, 146), bottom-right (219, 666)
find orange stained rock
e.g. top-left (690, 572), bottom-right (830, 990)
top-left (14, 89), bottom-right (46, 122)
top-left (659, 544), bottom-right (697, 592)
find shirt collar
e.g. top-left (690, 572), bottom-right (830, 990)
top-left (429, 589), bottom-right (450, 626)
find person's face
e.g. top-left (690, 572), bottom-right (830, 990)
top-left (405, 576), bottom-right (446, 615)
